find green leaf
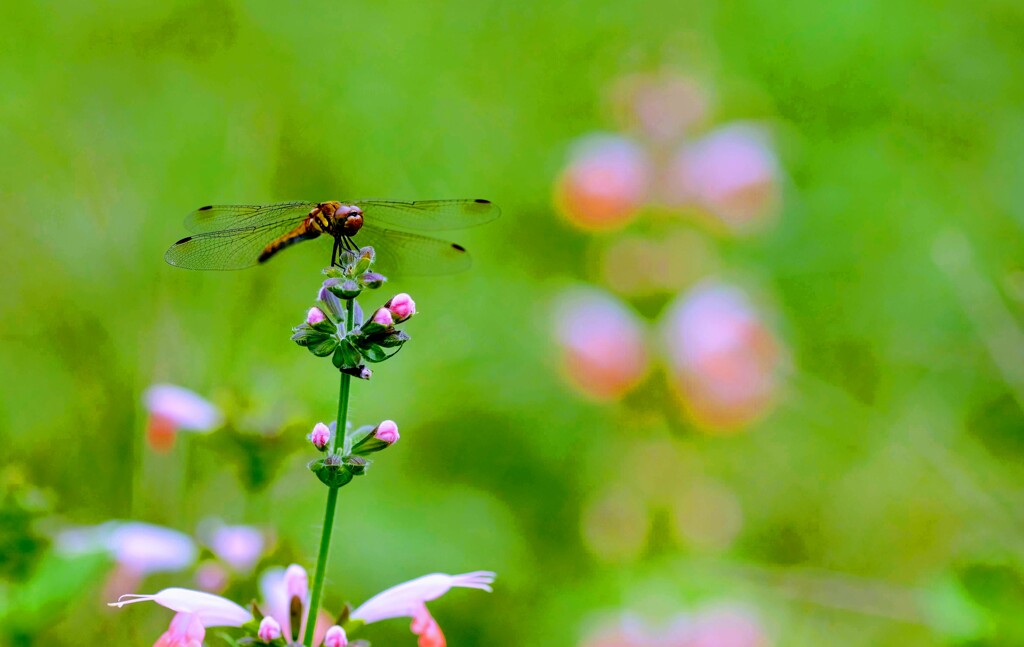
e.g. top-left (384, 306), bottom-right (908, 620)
top-left (0, 550), bottom-right (112, 632)
top-left (291, 325), bottom-right (329, 347)
top-left (361, 344), bottom-right (389, 363)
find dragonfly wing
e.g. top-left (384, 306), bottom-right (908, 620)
top-left (165, 219), bottom-right (314, 270)
top-left (354, 199), bottom-right (500, 231)
top-left (184, 202), bottom-right (315, 233)
top-left (354, 225), bottom-right (472, 275)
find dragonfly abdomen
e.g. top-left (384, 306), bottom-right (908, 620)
top-left (258, 222), bottom-right (322, 264)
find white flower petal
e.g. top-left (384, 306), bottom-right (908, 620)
top-left (144, 384), bottom-right (223, 431)
top-left (351, 572), bottom-right (496, 625)
top-left (109, 588), bottom-right (251, 627)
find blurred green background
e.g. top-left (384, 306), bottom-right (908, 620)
top-left (3, 0), bottom-right (1024, 645)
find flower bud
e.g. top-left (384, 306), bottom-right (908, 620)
top-left (324, 625), bottom-right (348, 647)
top-left (371, 307), bottom-right (394, 327)
top-left (258, 616), bottom-right (282, 642)
top-left (306, 307), bottom-right (327, 325)
top-left (308, 422), bottom-right (331, 451)
top-left (375, 420), bottom-right (399, 444)
top-left (339, 279), bottom-right (361, 298)
top-left (386, 293), bottom-right (416, 322)
top-left (351, 420), bottom-right (399, 455)
top-left (362, 272), bottom-right (386, 289)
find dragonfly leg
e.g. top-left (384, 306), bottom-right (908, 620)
top-left (331, 237), bottom-right (339, 267)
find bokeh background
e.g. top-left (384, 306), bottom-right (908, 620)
top-left (3, 0), bottom-right (1024, 645)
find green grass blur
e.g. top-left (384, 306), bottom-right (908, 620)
top-left (2, 0), bottom-right (1024, 645)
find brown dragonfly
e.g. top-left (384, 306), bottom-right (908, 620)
top-left (165, 199), bottom-right (500, 274)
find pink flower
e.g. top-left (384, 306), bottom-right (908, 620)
top-left (661, 282), bottom-right (781, 432)
top-left (387, 293), bottom-right (417, 322)
top-left (552, 287), bottom-right (650, 401)
top-left (323, 625), bottom-right (348, 647)
top-left (203, 521), bottom-right (265, 574)
top-left (284, 563), bottom-right (309, 604)
top-left (154, 612), bottom-right (205, 647)
top-left (307, 307), bottom-right (327, 325)
top-left (259, 564), bottom-right (320, 642)
top-left (257, 616), bottom-right (282, 642)
top-left (690, 605), bottom-right (769, 647)
top-left (143, 384), bottom-right (223, 452)
top-left (58, 521), bottom-right (197, 578)
top-left (411, 605), bottom-right (446, 647)
top-left (375, 420), bottom-right (400, 445)
top-left (613, 72), bottom-right (710, 143)
top-left (309, 422), bottom-right (332, 451)
top-left (555, 134), bottom-right (651, 231)
top-left (372, 307), bottom-right (395, 326)
top-left (662, 124), bottom-right (780, 232)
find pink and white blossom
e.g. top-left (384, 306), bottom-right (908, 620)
top-left (57, 521), bottom-right (197, 577)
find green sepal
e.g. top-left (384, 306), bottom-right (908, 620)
top-left (309, 457), bottom-right (354, 488)
top-left (361, 344), bottom-right (389, 363)
top-left (343, 618), bottom-right (366, 635)
top-left (332, 339), bottom-right (362, 369)
top-left (309, 336), bottom-right (340, 357)
top-left (343, 455), bottom-right (369, 475)
top-left (358, 321), bottom-right (389, 337)
top-left (354, 253), bottom-right (372, 275)
top-left (291, 324), bottom-right (328, 346)
top-left (312, 318), bottom-right (338, 334)
top-left (318, 285), bottom-right (347, 322)
top-left (346, 424), bottom-right (375, 450)
top-left (323, 266), bottom-right (345, 279)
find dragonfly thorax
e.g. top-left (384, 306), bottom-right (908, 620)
top-left (308, 202), bottom-right (364, 237)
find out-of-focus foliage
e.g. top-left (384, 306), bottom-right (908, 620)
top-left (2, 0), bottom-right (1024, 645)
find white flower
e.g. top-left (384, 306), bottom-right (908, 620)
top-left (351, 571), bottom-right (495, 624)
top-left (109, 588), bottom-right (251, 627)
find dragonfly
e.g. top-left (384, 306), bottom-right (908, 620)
top-left (165, 199), bottom-right (500, 274)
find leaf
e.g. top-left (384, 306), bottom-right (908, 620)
top-left (309, 336), bottom-right (339, 357)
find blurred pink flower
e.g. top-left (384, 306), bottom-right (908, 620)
top-left (580, 612), bottom-right (690, 647)
top-left (553, 287), bottom-right (650, 401)
top-left (690, 605), bottom-right (769, 647)
top-left (202, 520), bottom-right (265, 574)
top-left (662, 124), bottom-right (780, 232)
top-left (154, 612), bottom-right (205, 647)
top-left (661, 282), bottom-right (781, 432)
top-left (143, 384), bottom-right (223, 452)
top-left (193, 561), bottom-right (229, 593)
top-left (555, 134), bottom-right (651, 231)
top-left (614, 73), bottom-right (710, 143)
top-left (58, 521), bottom-right (197, 592)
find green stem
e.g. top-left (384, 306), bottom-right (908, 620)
top-left (303, 299), bottom-right (355, 646)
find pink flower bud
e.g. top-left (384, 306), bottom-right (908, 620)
top-left (309, 422), bottom-right (331, 451)
top-left (306, 307), bottom-right (327, 325)
top-left (372, 307), bottom-right (394, 326)
top-left (375, 420), bottom-right (399, 445)
top-left (387, 293), bottom-right (416, 321)
top-left (283, 564), bottom-right (308, 604)
top-left (323, 625), bottom-right (348, 647)
top-left (257, 616), bottom-right (282, 642)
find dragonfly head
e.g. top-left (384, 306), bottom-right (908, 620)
top-left (333, 204), bottom-right (364, 236)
